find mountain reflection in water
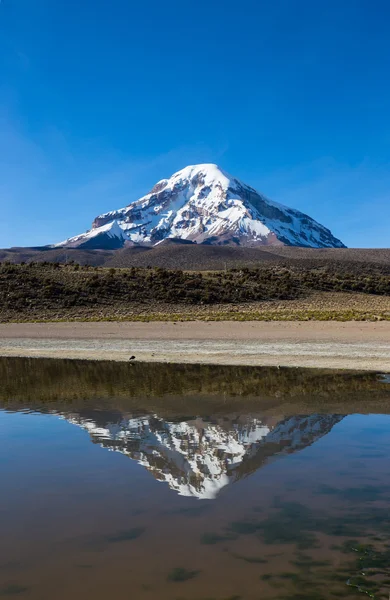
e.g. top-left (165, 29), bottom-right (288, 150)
top-left (66, 412), bottom-right (344, 499)
top-left (0, 356), bottom-right (388, 500)
top-left (1, 357), bottom-right (390, 600)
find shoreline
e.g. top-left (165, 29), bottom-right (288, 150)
top-left (0, 321), bottom-right (389, 372)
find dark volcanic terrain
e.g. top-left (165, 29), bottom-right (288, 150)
top-left (1, 243), bottom-right (389, 272)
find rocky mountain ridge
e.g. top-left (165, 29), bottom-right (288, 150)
top-left (56, 164), bottom-right (345, 249)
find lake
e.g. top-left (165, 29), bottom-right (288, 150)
top-left (1, 357), bottom-right (390, 599)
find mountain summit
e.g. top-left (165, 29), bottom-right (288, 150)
top-left (56, 164), bottom-right (345, 249)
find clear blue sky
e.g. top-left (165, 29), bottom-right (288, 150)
top-left (1, 0), bottom-right (389, 248)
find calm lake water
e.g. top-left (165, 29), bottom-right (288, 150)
top-left (1, 357), bottom-right (390, 600)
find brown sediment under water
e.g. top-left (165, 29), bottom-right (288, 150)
top-left (1, 357), bottom-right (390, 599)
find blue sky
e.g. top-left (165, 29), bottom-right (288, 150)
top-left (1, 0), bottom-right (389, 248)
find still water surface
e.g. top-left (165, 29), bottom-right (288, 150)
top-left (1, 358), bottom-right (390, 599)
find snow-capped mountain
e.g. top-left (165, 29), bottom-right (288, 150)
top-left (55, 164), bottom-right (345, 249)
top-left (64, 412), bottom-right (344, 499)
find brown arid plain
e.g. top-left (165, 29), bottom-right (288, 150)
top-left (0, 246), bottom-right (389, 371)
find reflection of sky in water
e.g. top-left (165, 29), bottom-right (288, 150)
top-left (2, 411), bottom-right (390, 503)
top-left (63, 412), bottom-right (345, 499)
top-left (2, 408), bottom-right (390, 599)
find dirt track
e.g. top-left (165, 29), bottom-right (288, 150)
top-left (0, 321), bottom-right (389, 372)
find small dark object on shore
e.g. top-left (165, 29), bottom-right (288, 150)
top-left (167, 567), bottom-right (199, 582)
top-left (129, 355), bottom-right (136, 361)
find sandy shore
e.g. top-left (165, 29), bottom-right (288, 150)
top-left (0, 321), bottom-right (389, 371)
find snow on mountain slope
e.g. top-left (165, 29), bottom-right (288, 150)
top-left (64, 412), bottom-right (344, 499)
top-left (55, 164), bottom-right (345, 249)
top-left (56, 220), bottom-right (129, 249)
